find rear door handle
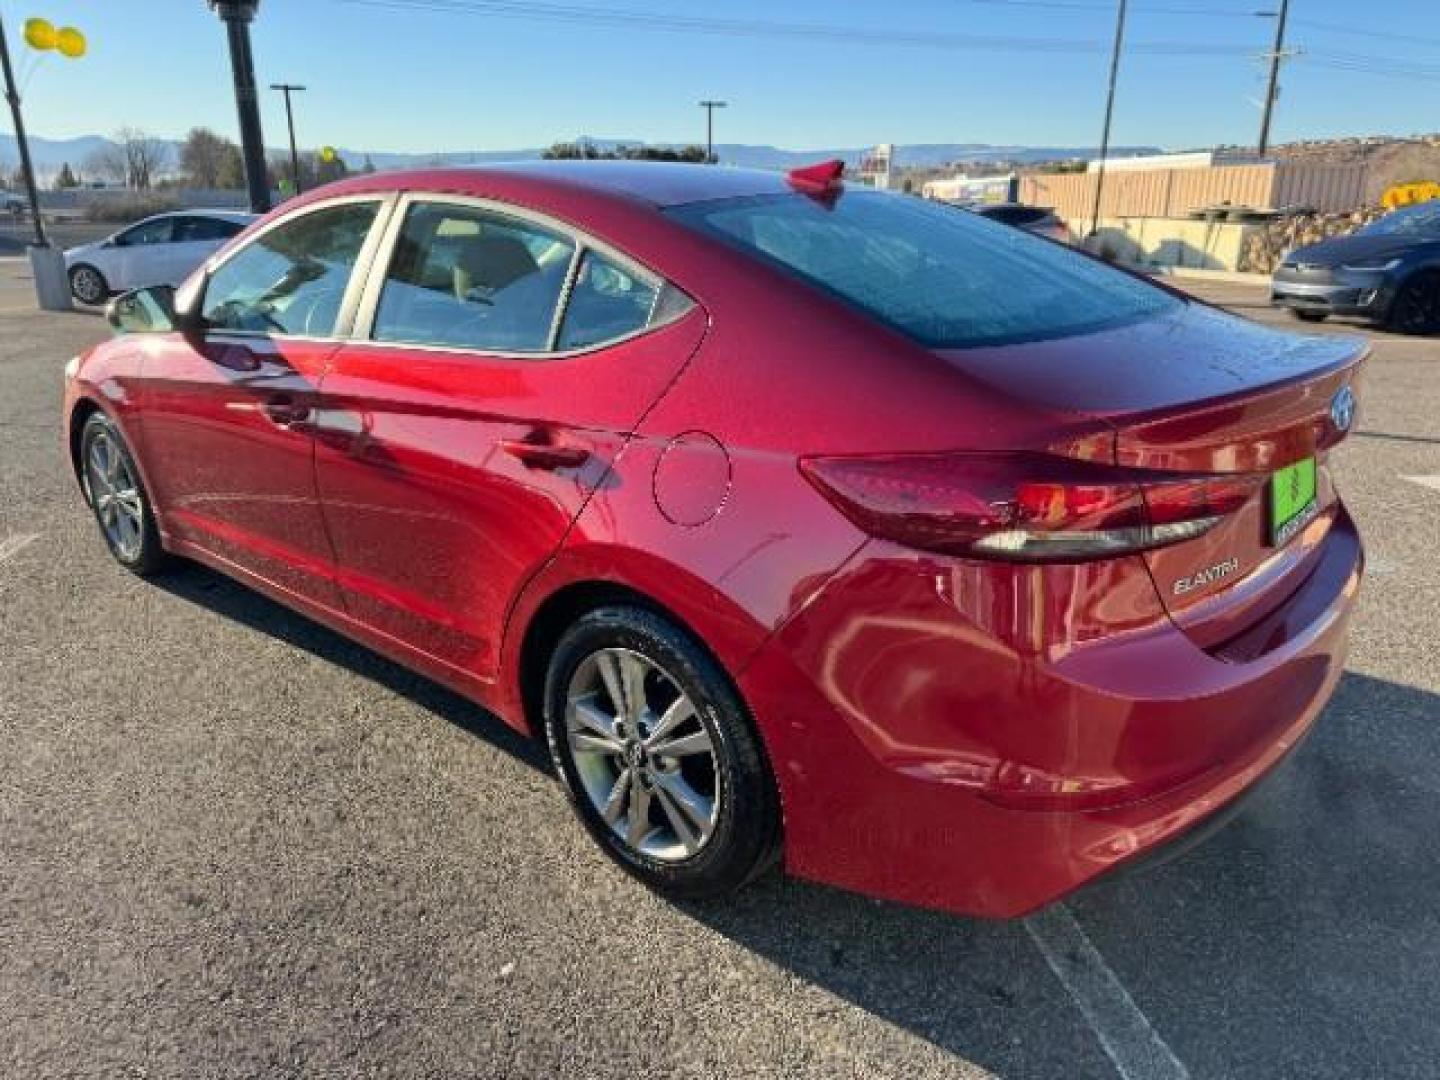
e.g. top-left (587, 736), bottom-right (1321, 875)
top-left (498, 435), bottom-right (589, 471)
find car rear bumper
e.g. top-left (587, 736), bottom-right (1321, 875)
top-left (740, 507), bottom-right (1362, 919)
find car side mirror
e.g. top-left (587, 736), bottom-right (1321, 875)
top-left (106, 285), bottom-right (178, 335)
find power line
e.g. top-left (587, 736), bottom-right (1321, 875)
top-left (959, 0), bottom-right (1266, 16)
top-left (335, 0), bottom-right (1440, 84)
top-left (1292, 17), bottom-right (1440, 51)
top-left (335, 0), bottom-right (1269, 56)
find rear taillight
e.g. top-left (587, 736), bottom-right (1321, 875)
top-left (799, 452), bottom-right (1263, 562)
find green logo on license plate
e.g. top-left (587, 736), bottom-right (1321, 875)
top-left (1270, 458), bottom-right (1318, 545)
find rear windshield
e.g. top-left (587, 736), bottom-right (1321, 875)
top-left (668, 191), bottom-right (1179, 348)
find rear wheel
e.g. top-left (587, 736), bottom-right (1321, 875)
top-left (543, 606), bottom-right (780, 900)
top-left (68, 263), bottom-right (108, 306)
top-left (1291, 309), bottom-right (1328, 324)
top-left (1387, 271), bottom-right (1440, 335)
top-left (79, 412), bottom-right (170, 576)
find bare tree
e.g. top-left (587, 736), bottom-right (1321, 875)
top-left (115, 128), bottom-right (171, 190)
top-left (84, 143), bottom-right (129, 186)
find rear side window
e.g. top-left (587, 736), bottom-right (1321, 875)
top-left (202, 201), bottom-right (380, 336)
top-left (556, 251), bottom-right (658, 350)
top-left (372, 203), bottom-right (575, 352)
top-left (175, 215), bottom-right (246, 242)
top-left (669, 191), bottom-right (1178, 348)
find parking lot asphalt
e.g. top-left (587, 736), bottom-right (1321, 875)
top-left (2, 256), bottom-right (1438, 1079)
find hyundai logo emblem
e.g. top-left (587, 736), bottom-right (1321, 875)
top-left (1330, 385), bottom-right (1355, 432)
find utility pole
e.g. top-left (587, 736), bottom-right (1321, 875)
top-left (1088, 0), bottom-right (1128, 239)
top-left (1257, 0), bottom-right (1291, 156)
top-left (209, 1), bottom-right (270, 213)
top-left (698, 100), bottom-right (727, 164)
top-left (0, 14), bottom-right (47, 247)
top-left (270, 82), bottom-right (306, 195)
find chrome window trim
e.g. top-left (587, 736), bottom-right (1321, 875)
top-left (194, 192), bottom-right (398, 344)
top-left (351, 192), bottom-right (693, 360)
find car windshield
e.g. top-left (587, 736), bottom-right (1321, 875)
top-left (1359, 201), bottom-right (1440, 239)
top-left (667, 190), bottom-right (1179, 348)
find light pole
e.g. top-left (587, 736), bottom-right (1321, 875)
top-left (270, 82), bottom-right (306, 195)
top-left (209, 1), bottom-right (269, 213)
top-left (1088, 0), bottom-right (1128, 240)
top-left (1257, 0), bottom-right (1291, 156)
top-left (699, 100), bottom-right (727, 165)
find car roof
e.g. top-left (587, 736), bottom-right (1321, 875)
top-left (162, 209), bottom-right (257, 222)
top-left (317, 160), bottom-right (800, 209)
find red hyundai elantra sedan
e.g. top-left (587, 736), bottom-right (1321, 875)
top-left (62, 161), bottom-right (1364, 918)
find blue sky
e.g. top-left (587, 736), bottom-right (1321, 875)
top-left (4, 0), bottom-right (1440, 153)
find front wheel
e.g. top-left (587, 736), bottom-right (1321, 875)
top-left (1291, 308), bottom-right (1328, 324)
top-left (68, 263), bottom-right (109, 306)
top-left (544, 606), bottom-right (781, 900)
top-left (1388, 271), bottom-right (1440, 336)
top-left (79, 412), bottom-right (171, 576)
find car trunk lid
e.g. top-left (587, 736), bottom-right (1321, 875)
top-left (935, 301), bottom-right (1366, 649)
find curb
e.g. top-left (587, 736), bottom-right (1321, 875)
top-left (1123, 263), bottom-right (1270, 286)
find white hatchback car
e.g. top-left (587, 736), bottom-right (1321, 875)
top-left (64, 210), bottom-right (256, 305)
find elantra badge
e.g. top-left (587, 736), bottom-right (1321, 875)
top-left (1330, 385), bottom-right (1355, 433)
top-left (1173, 557), bottom-right (1240, 596)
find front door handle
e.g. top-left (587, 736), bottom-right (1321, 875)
top-left (262, 396), bottom-right (311, 428)
top-left (498, 434), bottom-right (588, 471)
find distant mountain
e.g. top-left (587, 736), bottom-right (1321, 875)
top-left (4, 131), bottom-right (1162, 178)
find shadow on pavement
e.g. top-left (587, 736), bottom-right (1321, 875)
top-left (690, 671), bottom-right (1440, 1080)
top-left (152, 561), bottom-right (1440, 1079)
top-left (152, 561), bottom-right (549, 773)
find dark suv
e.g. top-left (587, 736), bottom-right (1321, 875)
top-left (1272, 200), bottom-right (1440, 335)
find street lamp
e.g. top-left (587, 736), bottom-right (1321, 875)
top-left (698, 100), bottom-right (727, 165)
top-left (0, 13), bottom-right (87, 309)
top-left (270, 83), bottom-right (306, 196)
top-left (209, 1), bottom-right (270, 213)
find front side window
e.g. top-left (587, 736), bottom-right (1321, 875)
top-left (202, 201), bottom-right (380, 336)
top-left (669, 190), bottom-right (1180, 348)
top-left (556, 251), bottom-right (658, 350)
top-left (116, 217), bottom-right (173, 246)
top-left (372, 202), bottom-right (575, 352)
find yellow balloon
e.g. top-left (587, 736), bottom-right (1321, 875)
top-left (23, 17), bottom-right (57, 51)
top-left (55, 27), bottom-right (87, 59)
top-left (320, 146), bottom-right (337, 163)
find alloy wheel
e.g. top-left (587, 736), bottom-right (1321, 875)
top-left (71, 266), bottom-right (105, 305)
top-left (85, 430), bottom-right (144, 561)
top-left (564, 647), bottom-right (720, 862)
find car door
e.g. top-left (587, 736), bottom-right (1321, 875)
top-left (134, 196), bottom-right (394, 608)
top-left (166, 214), bottom-right (244, 285)
top-left (315, 195), bottom-right (704, 680)
top-left (110, 215), bottom-right (179, 291)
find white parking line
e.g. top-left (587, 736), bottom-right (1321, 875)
top-left (1401, 475), bottom-right (1440, 494)
top-left (0, 533), bottom-right (41, 565)
top-left (1025, 904), bottom-right (1191, 1080)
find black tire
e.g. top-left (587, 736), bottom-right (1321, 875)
top-left (78, 411), bottom-right (171, 576)
top-left (1291, 309), bottom-right (1328, 324)
top-left (543, 605), bottom-right (781, 900)
top-left (68, 263), bottom-right (109, 306)
top-left (1387, 270), bottom-right (1440, 336)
